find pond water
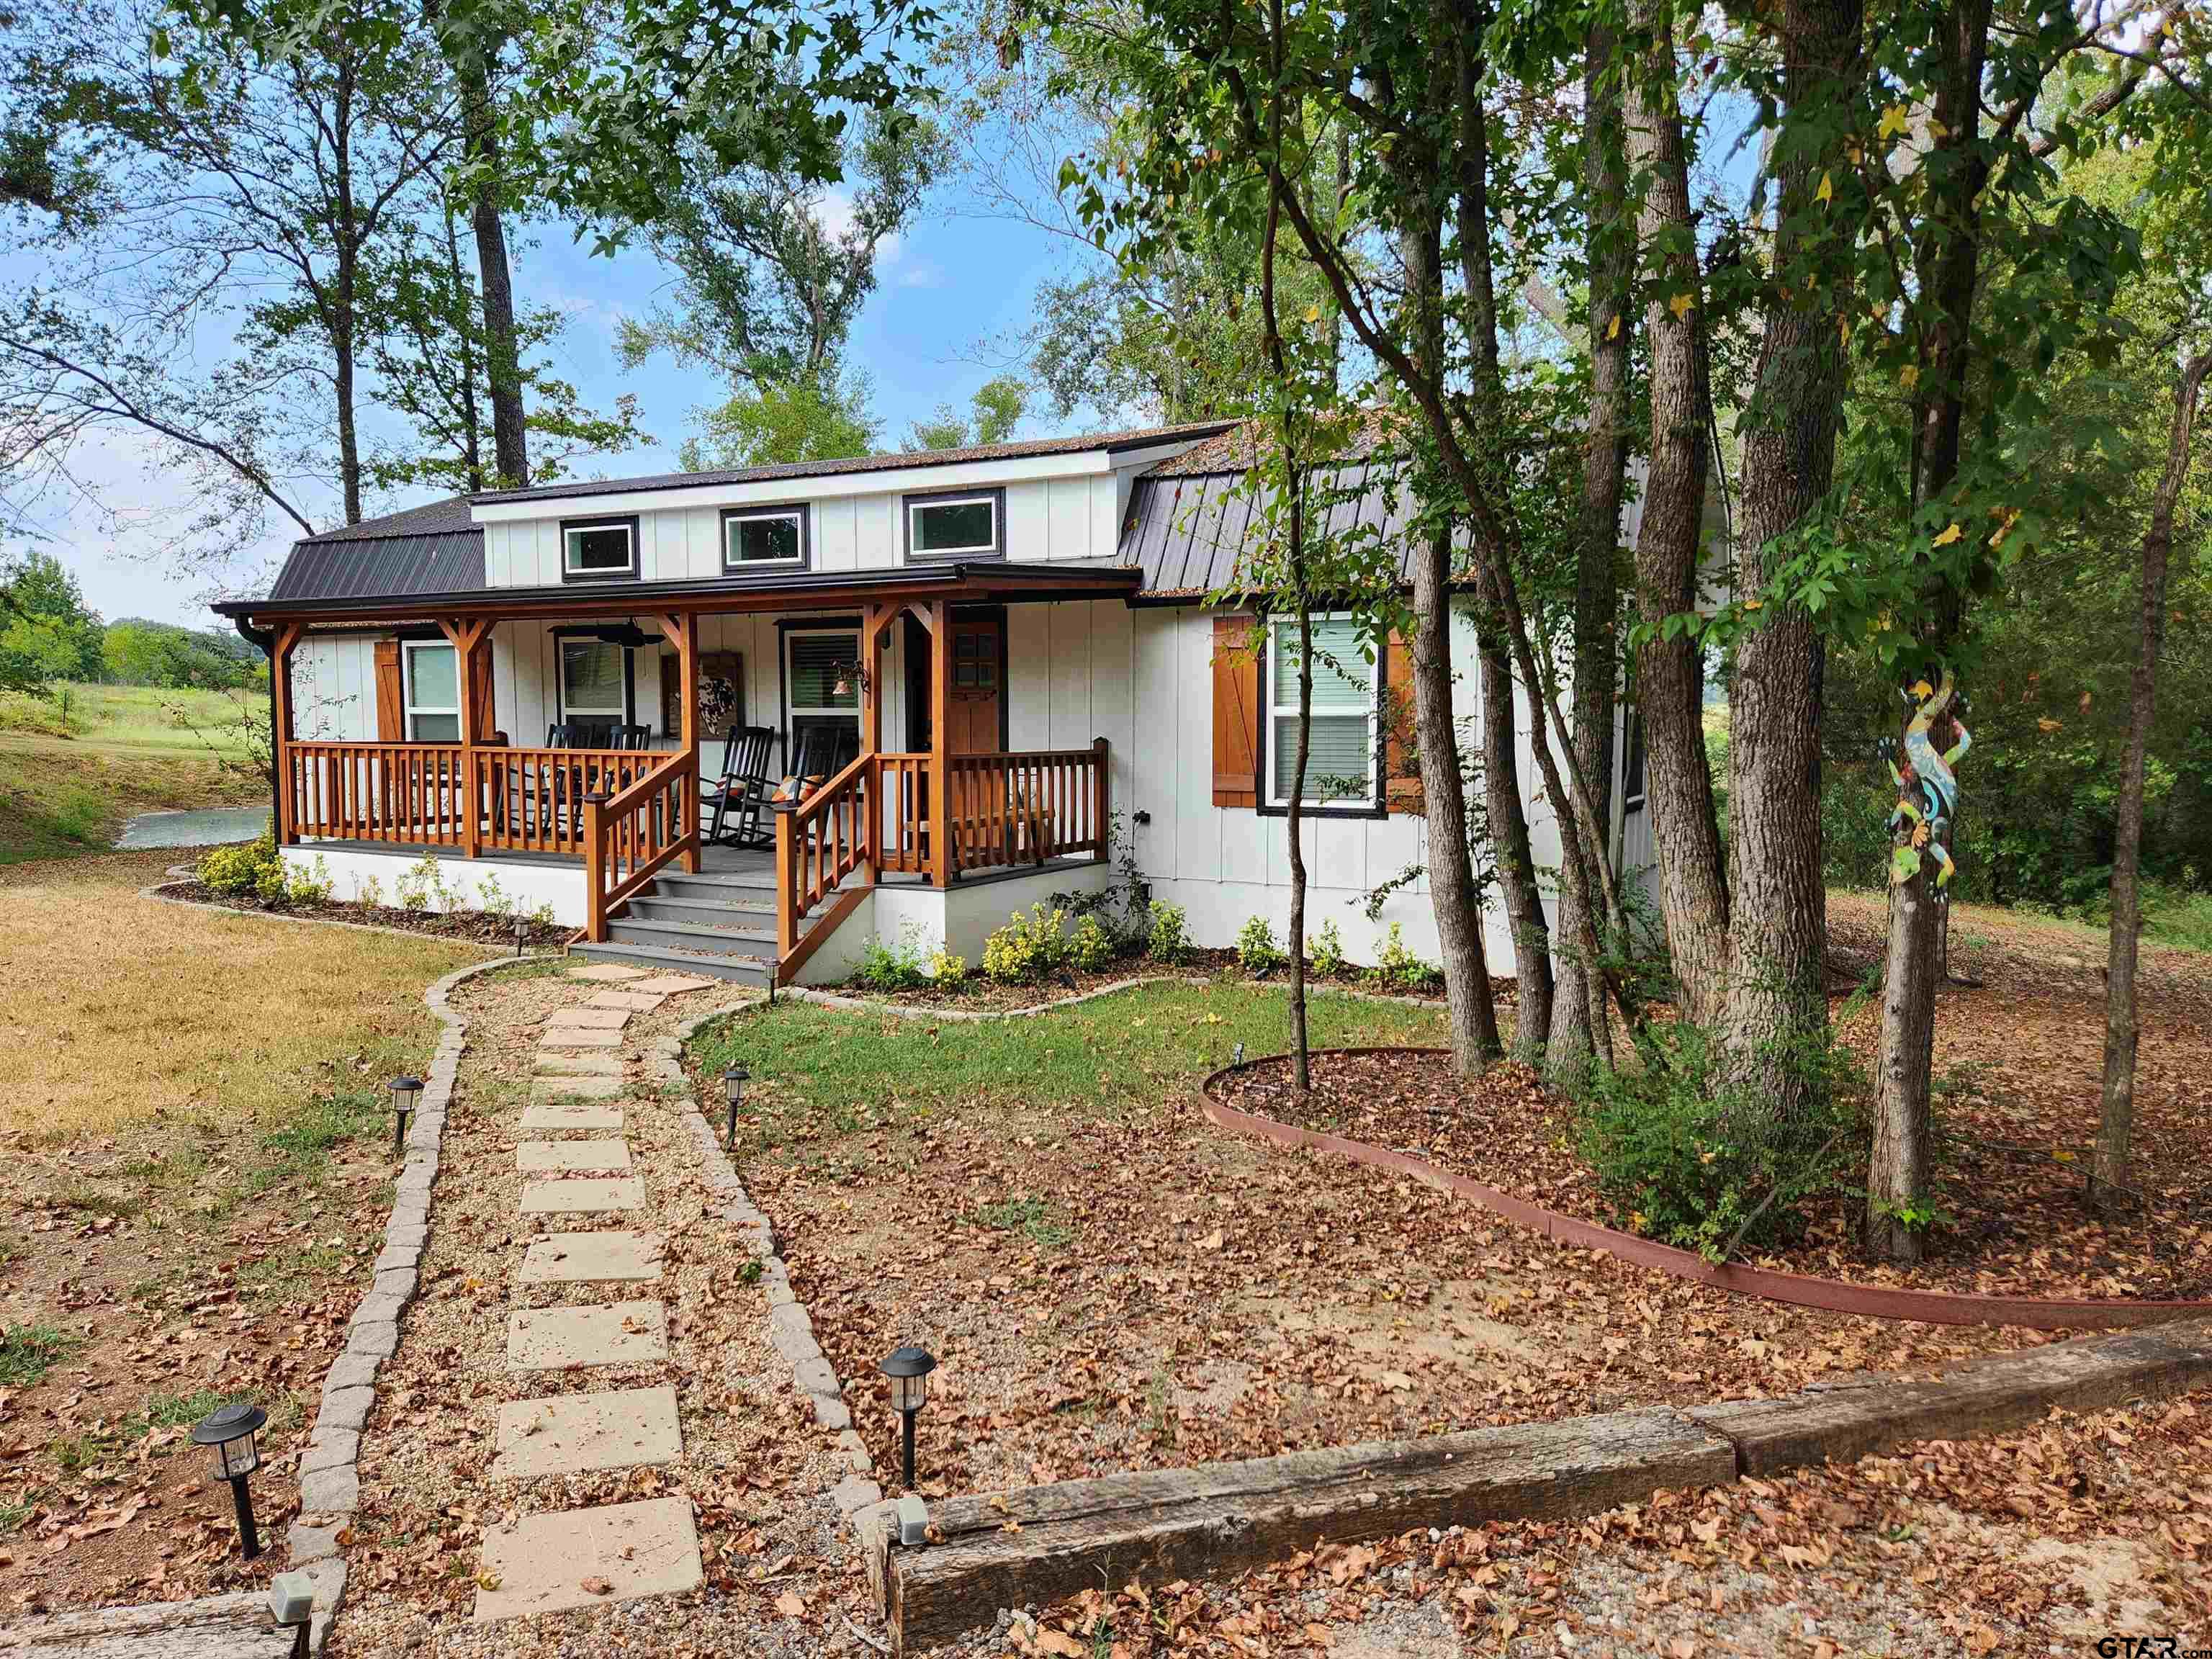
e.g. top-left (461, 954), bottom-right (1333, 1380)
top-left (114, 806), bottom-right (269, 850)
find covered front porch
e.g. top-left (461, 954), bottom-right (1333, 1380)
top-left (237, 562), bottom-right (1129, 982)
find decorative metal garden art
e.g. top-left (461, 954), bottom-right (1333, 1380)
top-left (1888, 667), bottom-right (1972, 894)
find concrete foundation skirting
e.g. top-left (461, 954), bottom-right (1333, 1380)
top-left (783, 974), bottom-right (1445, 1023)
top-left (658, 1009), bottom-right (881, 1516)
top-left (140, 878), bottom-right (518, 955)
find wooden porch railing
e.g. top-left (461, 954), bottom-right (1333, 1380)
top-left (773, 751), bottom-right (877, 958)
top-left (287, 741), bottom-right (663, 860)
top-left (943, 741), bottom-right (1109, 875)
top-left (582, 754), bottom-right (697, 941)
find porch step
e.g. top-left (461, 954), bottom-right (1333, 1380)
top-left (605, 916), bottom-right (779, 952)
top-left (649, 869), bottom-right (778, 898)
top-left (624, 894), bottom-right (775, 928)
top-left (569, 940), bottom-right (774, 986)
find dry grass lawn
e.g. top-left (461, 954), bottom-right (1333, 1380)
top-left (0, 850), bottom-right (485, 1139)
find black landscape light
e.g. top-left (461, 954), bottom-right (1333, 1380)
top-left (513, 914), bottom-right (528, 957)
top-left (880, 1344), bottom-right (937, 1489)
top-left (192, 1401), bottom-right (268, 1559)
top-left (387, 1075), bottom-right (422, 1159)
top-left (1231, 1042), bottom-right (1246, 1070)
top-left (721, 1064), bottom-right (749, 1151)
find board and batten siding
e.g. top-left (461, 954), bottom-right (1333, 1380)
top-left (479, 468), bottom-right (1151, 588)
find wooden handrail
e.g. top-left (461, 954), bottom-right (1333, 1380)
top-left (774, 751), bottom-right (878, 959)
top-left (584, 751), bottom-right (696, 940)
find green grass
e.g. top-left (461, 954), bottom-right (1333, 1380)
top-left (966, 1194), bottom-right (1076, 1250)
top-left (0, 683), bottom-right (264, 757)
top-left (0, 1493), bottom-right (36, 1533)
top-left (688, 981), bottom-right (1444, 1154)
top-left (2142, 884), bottom-right (2212, 953)
top-left (0, 1324), bottom-right (80, 1388)
top-left (48, 1388), bottom-right (245, 1475)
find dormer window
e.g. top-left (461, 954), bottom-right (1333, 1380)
top-left (562, 516), bottom-right (637, 582)
top-left (904, 487), bottom-right (1004, 562)
top-left (724, 504), bottom-right (809, 572)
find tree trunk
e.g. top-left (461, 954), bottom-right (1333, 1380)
top-left (332, 59), bottom-right (363, 525)
top-left (2095, 351), bottom-right (2210, 1210)
top-left (446, 202), bottom-right (486, 493)
top-left (455, 48), bottom-right (526, 489)
top-left (1722, 0), bottom-right (1861, 1115)
top-left (1866, 0), bottom-right (1991, 1262)
top-left (1548, 19), bottom-right (1631, 1078)
top-left (1478, 611), bottom-right (1552, 1061)
top-left (1624, 0), bottom-right (1728, 1025)
top-left (1397, 156), bottom-right (1502, 1075)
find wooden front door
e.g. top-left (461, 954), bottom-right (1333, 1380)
top-left (946, 615), bottom-right (1002, 755)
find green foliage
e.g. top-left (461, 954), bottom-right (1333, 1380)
top-left (966, 1193), bottom-right (1073, 1251)
top-left (1370, 923), bottom-right (1441, 993)
top-left (0, 1323), bottom-right (78, 1387)
top-left (198, 824), bottom-right (280, 896)
top-left (906, 375), bottom-right (1028, 451)
top-left (394, 855), bottom-right (449, 914)
top-left (1308, 917), bottom-right (1346, 978)
top-left (1234, 914), bottom-right (1283, 973)
top-left (1069, 914), bottom-right (1116, 973)
top-left (678, 369), bottom-right (881, 471)
top-left (853, 930), bottom-right (931, 992)
top-left (1580, 1020), bottom-right (1863, 1260)
top-left (1, 552), bottom-right (104, 695)
top-left (100, 619), bottom-right (260, 690)
top-left (926, 946), bottom-right (967, 984)
top-left (981, 904), bottom-right (1071, 984)
top-left (1146, 900), bottom-right (1188, 965)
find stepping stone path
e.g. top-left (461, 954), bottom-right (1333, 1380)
top-left (473, 961), bottom-right (719, 1624)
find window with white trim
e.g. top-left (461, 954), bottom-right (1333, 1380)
top-left (559, 639), bottom-right (627, 742)
top-left (562, 519), bottom-right (634, 577)
top-left (783, 628), bottom-right (860, 773)
top-left (403, 642), bottom-right (460, 742)
top-left (724, 505), bottom-right (806, 570)
top-left (1265, 613), bottom-right (1379, 809)
top-left (907, 493), bottom-right (999, 558)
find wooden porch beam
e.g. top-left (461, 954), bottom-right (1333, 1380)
top-left (649, 612), bottom-right (703, 873)
top-left (927, 598), bottom-right (953, 888)
top-left (269, 621), bottom-right (305, 845)
top-left (436, 617), bottom-right (495, 857)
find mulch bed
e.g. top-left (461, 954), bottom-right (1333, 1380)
top-left (164, 881), bottom-right (570, 949)
top-left (1215, 904), bottom-right (2212, 1300)
top-left (837, 949), bottom-right (1459, 1011)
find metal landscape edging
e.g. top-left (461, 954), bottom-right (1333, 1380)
top-left (1201, 1046), bottom-right (2212, 1331)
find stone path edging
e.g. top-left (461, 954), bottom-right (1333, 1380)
top-left (1201, 1048), bottom-right (2212, 1332)
top-left (140, 878), bottom-right (533, 956)
top-left (282, 956), bottom-right (529, 1653)
top-left (785, 974), bottom-right (1446, 1022)
top-left (655, 1008), bottom-right (883, 1520)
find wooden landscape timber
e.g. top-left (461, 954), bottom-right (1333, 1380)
top-left (866, 1315), bottom-right (2212, 1653)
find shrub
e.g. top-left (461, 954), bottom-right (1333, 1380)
top-left (474, 872), bottom-right (514, 920)
top-left (1578, 1020), bottom-right (1861, 1260)
top-left (927, 947), bottom-right (967, 984)
top-left (1146, 900), bottom-right (1188, 964)
top-left (1236, 914), bottom-right (1284, 973)
top-left (198, 824), bottom-right (280, 896)
top-left (1308, 918), bottom-right (1346, 978)
top-left (394, 854), bottom-right (448, 914)
top-left (356, 874), bottom-right (384, 909)
top-left (982, 904), bottom-right (1071, 984)
top-left (253, 860), bottom-right (288, 904)
top-left (853, 932), bottom-right (930, 992)
top-left (284, 855), bottom-right (335, 906)
top-left (1372, 922), bottom-right (1442, 993)
top-left (1069, 914), bottom-right (1116, 973)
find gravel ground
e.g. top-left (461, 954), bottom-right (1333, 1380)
top-left (329, 964), bottom-right (885, 1658)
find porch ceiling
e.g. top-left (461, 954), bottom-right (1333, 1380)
top-left (212, 557), bottom-right (1141, 631)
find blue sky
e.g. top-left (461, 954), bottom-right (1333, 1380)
top-left (24, 180), bottom-right (1087, 631)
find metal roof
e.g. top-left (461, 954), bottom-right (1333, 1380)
top-left (1115, 459), bottom-right (1426, 598)
top-left (266, 526), bottom-right (485, 603)
top-left (469, 421), bottom-right (1238, 506)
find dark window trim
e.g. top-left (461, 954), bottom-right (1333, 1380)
top-left (554, 636), bottom-right (637, 729)
top-left (1253, 613), bottom-right (1388, 822)
top-left (720, 501), bottom-right (811, 577)
top-left (1622, 706), bottom-right (1648, 812)
top-left (902, 484), bottom-right (1007, 563)
top-left (559, 513), bottom-right (642, 584)
top-left (777, 617), bottom-right (864, 764)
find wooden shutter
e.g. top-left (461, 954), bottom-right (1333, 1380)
top-left (373, 639), bottom-right (403, 741)
top-left (1210, 613), bottom-right (1260, 808)
top-left (1384, 629), bottom-right (1424, 814)
top-left (467, 636), bottom-right (497, 741)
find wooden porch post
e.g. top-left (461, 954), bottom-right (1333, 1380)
top-left (269, 622), bottom-right (304, 845)
top-left (438, 618), bottom-right (491, 859)
top-left (650, 611), bottom-right (702, 872)
top-left (858, 603), bottom-right (896, 877)
top-left (927, 598), bottom-right (953, 886)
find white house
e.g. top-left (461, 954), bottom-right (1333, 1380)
top-left (214, 420), bottom-right (1651, 985)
